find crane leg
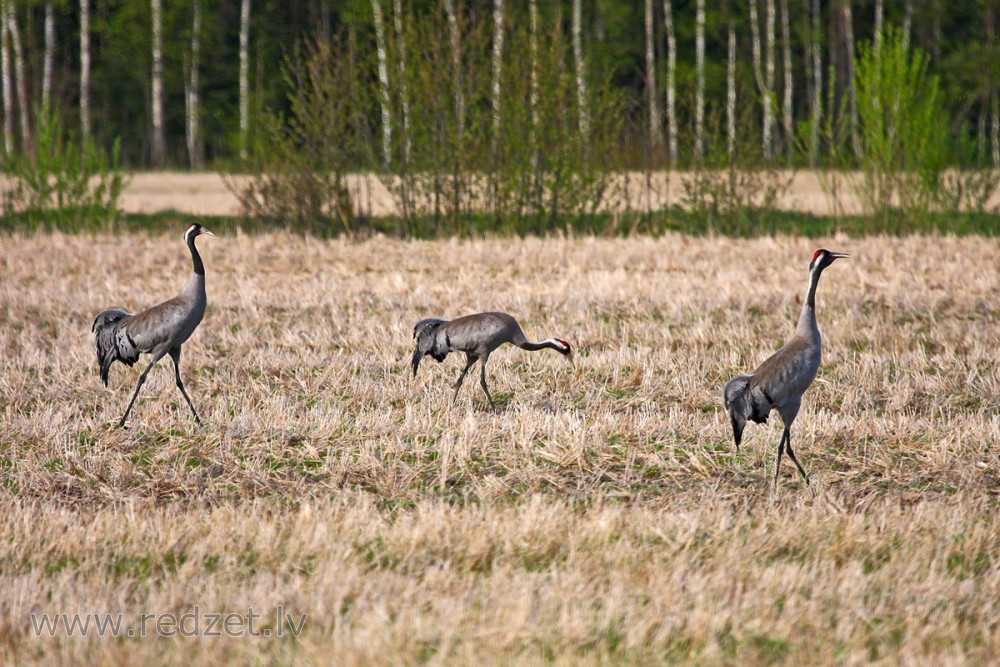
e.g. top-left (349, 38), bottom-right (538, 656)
top-left (479, 358), bottom-right (496, 411)
top-left (119, 353), bottom-right (165, 428)
top-left (772, 429), bottom-right (788, 489)
top-left (783, 430), bottom-right (811, 488)
top-left (170, 347), bottom-right (202, 425)
top-left (452, 354), bottom-right (477, 405)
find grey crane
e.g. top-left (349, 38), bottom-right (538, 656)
top-left (92, 223), bottom-right (215, 428)
top-left (723, 248), bottom-right (849, 489)
top-left (412, 311), bottom-right (573, 409)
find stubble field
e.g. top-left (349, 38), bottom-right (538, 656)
top-left (1, 231), bottom-right (999, 664)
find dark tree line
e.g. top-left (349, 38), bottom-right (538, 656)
top-left (2, 0), bottom-right (997, 169)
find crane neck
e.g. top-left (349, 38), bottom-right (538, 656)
top-left (187, 233), bottom-right (205, 277)
top-left (796, 264), bottom-right (823, 339)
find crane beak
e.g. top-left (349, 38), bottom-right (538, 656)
top-left (200, 228), bottom-right (216, 237)
top-left (829, 251), bottom-right (849, 261)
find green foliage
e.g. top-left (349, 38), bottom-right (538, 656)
top-left (1, 109), bottom-right (127, 230)
top-left (852, 30), bottom-right (998, 219)
top-left (226, 39), bottom-right (364, 234)
top-left (680, 107), bottom-right (792, 233)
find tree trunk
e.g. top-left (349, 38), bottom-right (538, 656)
top-left (572, 0), bottom-right (588, 137)
top-left (842, 0), bottom-right (859, 160)
top-left (80, 0), bottom-right (90, 139)
top-left (491, 0), bottom-right (503, 148)
top-left (42, 3), bottom-right (54, 112)
top-left (441, 0), bottom-right (463, 140)
top-left (808, 0), bottom-right (821, 166)
top-left (6, 2), bottom-right (29, 151)
top-left (727, 17), bottom-right (736, 159)
top-left (239, 0), bottom-right (250, 161)
top-left (749, 0), bottom-right (771, 160)
top-left (764, 0), bottom-right (776, 161)
top-left (529, 0), bottom-right (539, 165)
top-left (645, 0), bottom-right (660, 146)
top-left (902, 0), bottom-right (912, 51)
top-left (393, 0), bottom-right (411, 165)
top-left (0, 1), bottom-right (10, 155)
top-left (873, 0), bottom-right (883, 51)
top-left (187, 0), bottom-right (202, 169)
top-left (780, 0), bottom-right (792, 164)
top-left (663, 0), bottom-right (676, 165)
top-left (695, 0), bottom-right (705, 160)
top-left (993, 94), bottom-right (999, 168)
top-left (151, 0), bottom-right (165, 168)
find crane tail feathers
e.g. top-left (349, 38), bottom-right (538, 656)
top-left (93, 308), bottom-right (133, 386)
top-left (723, 375), bottom-right (754, 450)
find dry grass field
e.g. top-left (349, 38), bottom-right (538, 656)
top-left (1, 230), bottom-right (999, 664)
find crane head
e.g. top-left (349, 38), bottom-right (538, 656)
top-left (555, 339), bottom-right (573, 362)
top-left (412, 318), bottom-right (448, 377)
top-left (809, 248), bottom-right (849, 272)
top-left (185, 223), bottom-right (216, 243)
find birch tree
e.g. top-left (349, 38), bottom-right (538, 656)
top-left (572, 0), bottom-right (589, 137)
top-left (765, 0), bottom-right (776, 160)
top-left (727, 17), bottom-right (736, 158)
top-left (749, 0), bottom-right (774, 160)
top-left (239, 0), bottom-right (250, 161)
top-left (842, 0), bottom-right (859, 159)
top-left (393, 0), bottom-right (411, 164)
top-left (186, 0), bottom-right (203, 169)
top-left (993, 95), bottom-right (998, 167)
top-left (42, 3), bottom-right (54, 112)
top-left (873, 0), bottom-right (883, 51)
top-left (807, 0), bottom-right (822, 166)
top-left (491, 0), bottom-right (503, 147)
top-left (663, 0), bottom-right (677, 165)
top-left (371, 0), bottom-right (391, 167)
top-left (0, 1), bottom-right (10, 155)
top-left (902, 0), bottom-right (912, 51)
top-left (6, 1), bottom-right (29, 151)
top-left (529, 0), bottom-right (539, 165)
top-left (151, 0), bottom-right (165, 168)
top-left (695, 0), bottom-right (705, 160)
top-left (80, 0), bottom-right (90, 139)
top-left (441, 0), bottom-right (463, 139)
top-left (645, 0), bottom-right (661, 146)
top-left (780, 0), bottom-right (793, 163)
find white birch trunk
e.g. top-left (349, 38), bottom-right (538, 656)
top-left (780, 0), bottom-right (792, 163)
top-left (990, 92), bottom-right (1000, 169)
top-left (764, 0), bottom-right (775, 161)
top-left (441, 0), bottom-right (464, 140)
top-left (663, 0), bottom-right (677, 165)
top-left (749, 0), bottom-right (769, 159)
top-left (187, 0), bottom-right (202, 169)
top-left (727, 18), bottom-right (736, 158)
top-left (572, 0), bottom-right (588, 137)
top-left (645, 0), bottom-right (661, 146)
top-left (842, 0), bottom-right (859, 160)
top-left (393, 0), bottom-right (411, 164)
top-left (80, 0), bottom-right (90, 139)
top-left (151, 0), bottom-right (165, 167)
top-left (0, 1), bottom-right (10, 155)
top-left (695, 0), bottom-right (705, 160)
top-left (529, 0), bottom-right (539, 165)
top-left (491, 0), bottom-right (503, 147)
top-left (7, 2), bottom-right (29, 150)
top-left (902, 0), bottom-right (912, 51)
top-left (873, 0), bottom-right (883, 51)
top-left (239, 0), bottom-right (250, 161)
top-left (42, 3), bottom-right (54, 112)
top-left (809, 0), bottom-right (821, 166)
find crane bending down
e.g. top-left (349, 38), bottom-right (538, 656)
top-left (92, 223), bottom-right (215, 428)
top-left (724, 248), bottom-right (849, 489)
top-left (412, 312), bottom-right (573, 409)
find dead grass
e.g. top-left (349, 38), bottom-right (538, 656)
top-left (1, 231), bottom-right (999, 664)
